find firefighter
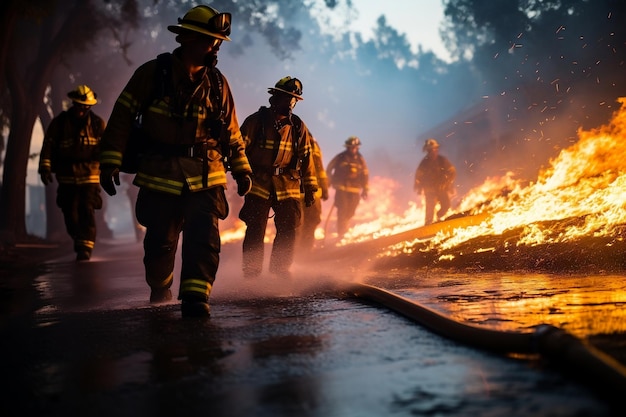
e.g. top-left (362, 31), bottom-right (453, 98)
top-left (99, 5), bottom-right (252, 318)
top-left (239, 76), bottom-right (318, 279)
top-left (296, 136), bottom-right (329, 254)
top-left (326, 136), bottom-right (369, 238)
top-left (414, 138), bottom-right (456, 225)
top-left (38, 85), bottom-right (105, 261)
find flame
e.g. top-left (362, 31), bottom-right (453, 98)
top-left (221, 220), bottom-right (247, 244)
top-left (325, 176), bottom-right (425, 244)
top-left (427, 97), bottom-right (626, 254)
top-left (221, 98), bottom-right (626, 254)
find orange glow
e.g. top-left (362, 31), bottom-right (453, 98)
top-left (400, 273), bottom-right (626, 338)
top-left (221, 220), bottom-right (247, 244)
top-left (221, 98), bottom-right (626, 254)
top-left (427, 97), bottom-right (626, 254)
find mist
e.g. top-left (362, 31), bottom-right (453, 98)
top-left (23, 0), bottom-right (626, 239)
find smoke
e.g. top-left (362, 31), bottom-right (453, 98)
top-left (210, 242), bottom-right (368, 301)
top-left (81, 1), bottom-right (626, 249)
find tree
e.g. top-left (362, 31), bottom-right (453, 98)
top-left (439, 0), bottom-right (626, 180)
top-left (442, 0), bottom-right (626, 115)
top-left (0, 0), bottom-right (142, 242)
top-left (0, 0), bottom-right (324, 242)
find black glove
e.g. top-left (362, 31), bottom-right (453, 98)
top-left (320, 178), bottom-right (329, 201)
top-left (304, 188), bottom-right (316, 207)
top-left (39, 169), bottom-right (53, 186)
top-left (235, 174), bottom-right (252, 196)
top-left (100, 164), bottom-right (121, 196)
top-left (321, 187), bottom-right (329, 201)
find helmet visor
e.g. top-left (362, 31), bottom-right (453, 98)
top-left (286, 78), bottom-right (303, 96)
top-left (179, 12), bottom-right (231, 38)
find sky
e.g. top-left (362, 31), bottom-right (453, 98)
top-left (27, 0), bottom-right (452, 192)
top-left (333, 0), bottom-right (450, 61)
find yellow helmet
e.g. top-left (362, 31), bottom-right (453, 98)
top-left (268, 76), bottom-right (303, 101)
top-left (167, 5), bottom-right (231, 41)
top-left (345, 136), bottom-right (361, 147)
top-left (67, 85), bottom-right (98, 106)
top-left (423, 138), bottom-right (439, 152)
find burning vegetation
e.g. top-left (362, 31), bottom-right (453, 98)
top-left (221, 97), bottom-right (626, 274)
top-left (378, 97), bottom-right (626, 273)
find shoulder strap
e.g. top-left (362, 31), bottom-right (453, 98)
top-left (88, 112), bottom-right (103, 138)
top-left (207, 67), bottom-right (224, 120)
top-left (289, 113), bottom-right (302, 166)
top-left (290, 114), bottom-right (303, 143)
top-left (155, 53), bottom-right (173, 103)
top-left (258, 106), bottom-right (270, 148)
top-left (137, 53), bottom-right (172, 116)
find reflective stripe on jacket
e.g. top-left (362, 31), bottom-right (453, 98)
top-left (100, 49), bottom-right (251, 195)
top-left (240, 106), bottom-right (318, 201)
top-left (307, 138), bottom-right (328, 199)
top-left (414, 154), bottom-right (456, 193)
top-left (39, 110), bottom-right (105, 185)
top-left (326, 150), bottom-right (369, 194)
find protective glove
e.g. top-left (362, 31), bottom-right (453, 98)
top-left (100, 164), bottom-right (120, 196)
top-left (235, 174), bottom-right (252, 196)
top-left (39, 169), bottom-right (53, 186)
top-left (321, 187), bottom-right (329, 201)
top-left (320, 178), bottom-right (329, 201)
top-left (304, 187), bottom-right (316, 207)
top-left (361, 189), bottom-right (368, 201)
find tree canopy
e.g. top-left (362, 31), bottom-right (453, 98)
top-left (1, 0), bottom-right (625, 242)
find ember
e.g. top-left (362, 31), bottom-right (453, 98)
top-left (222, 97), bottom-right (626, 273)
top-left (427, 97), bottom-right (626, 253)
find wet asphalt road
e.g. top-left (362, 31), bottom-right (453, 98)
top-left (0, 238), bottom-right (623, 417)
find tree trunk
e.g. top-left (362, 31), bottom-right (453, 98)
top-left (44, 183), bottom-right (68, 242)
top-left (0, 108), bottom-right (37, 241)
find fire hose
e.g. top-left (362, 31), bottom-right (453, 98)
top-left (342, 282), bottom-right (626, 405)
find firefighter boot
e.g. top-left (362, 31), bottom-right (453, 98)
top-left (76, 249), bottom-right (92, 261)
top-left (150, 288), bottom-right (173, 303)
top-left (181, 295), bottom-right (210, 318)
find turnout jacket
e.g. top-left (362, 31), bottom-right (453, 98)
top-left (308, 138), bottom-right (328, 199)
top-left (327, 150), bottom-right (369, 194)
top-left (240, 106), bottom-right (318, 201)
top-left (39, 110), bottom-right (105, 185)
top-left (414, 154), bottom-right (456, 194)
top-left (100, 49), bottom-right (251, 195)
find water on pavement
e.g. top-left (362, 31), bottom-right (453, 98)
top-left (1, 238), bottom-right (624, 416)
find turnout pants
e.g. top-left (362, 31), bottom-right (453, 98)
top-left (56, 183), bottom-right (102, 255)
top-left (334, 190), bottom-right (360, 238)
top-left (135, 186), bottom-right (227, 301)
top-left (296, 197), bottom-right (322, 253)
top-left (424, 189), bottom-right (450, 225)
top-left (239, 193), bottom-right (302, 277)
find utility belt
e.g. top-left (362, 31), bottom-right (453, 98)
top-left (147, 141), bottom-right (218, 159)
top-left (54, 156), bottom-right (99, 164)
top-left (272, 166), bottom-right (288, 176)
top-left (269, 166), bottom-right (302, 179)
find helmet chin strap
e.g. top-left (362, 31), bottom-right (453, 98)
top-left (203, 53), bottom-right (218, 69)
top-left (271, 104), bottom-right (291, 117)
top-left (269, 95), bottom-right (294, 117)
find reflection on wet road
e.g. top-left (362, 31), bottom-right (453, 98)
top-left (2, 241), bottom-right (623, 416)
top-left (387, 272), bottom-right (626, 338)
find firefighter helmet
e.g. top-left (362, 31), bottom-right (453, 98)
top-left (167, 5), bottom-right (231, 41)
top-left (268, 76), bottom-right (303, 100)
top-left (345, 136), bottom-right (361, 147)
top-left (67, 85), bottom-right (98, 106)
top-left (423, 138), bottom-right (440, 152)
